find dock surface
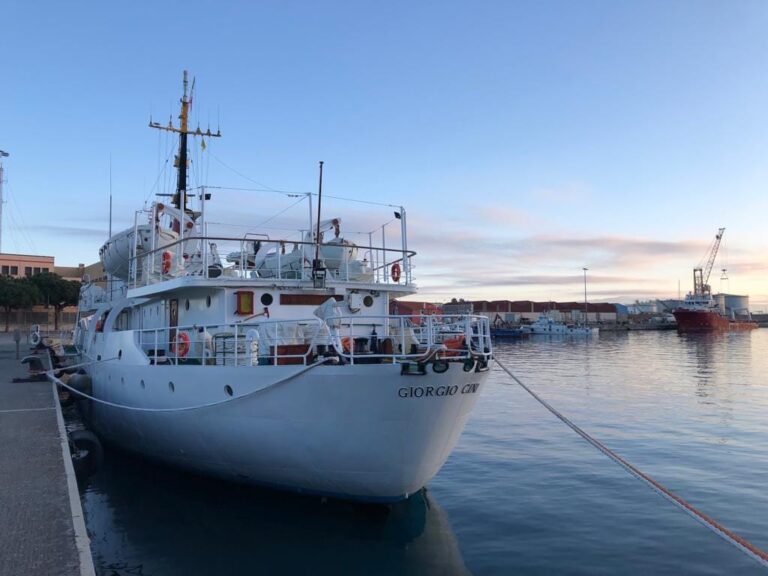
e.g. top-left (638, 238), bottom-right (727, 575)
top-left (0, 334), bottom-right (94, 576)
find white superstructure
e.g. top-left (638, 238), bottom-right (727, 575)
top-left (68, 73), bottom-right (492, 502)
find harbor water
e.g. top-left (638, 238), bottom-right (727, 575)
top-left (80, 330), bottom-right (768, 574)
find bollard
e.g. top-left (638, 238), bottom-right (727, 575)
top-left (13, 328), bottom-right (21, 360)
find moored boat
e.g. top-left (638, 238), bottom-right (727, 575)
top-left (519, 311), bottom-right (598, 336)
top-left (673, 228), bottom-right (758, 333)
top-left (63, 72), bottom-right (492, 502)
top-left (673, 308), bottom-right (758, 332)
top-left (673, 293), bottom-right (757, 333)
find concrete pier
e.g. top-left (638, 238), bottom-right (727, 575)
top-left (0, 334), bottom-right (94, 576)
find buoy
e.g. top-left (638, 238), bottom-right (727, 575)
top-left (68, 429), bottom-right (103, 479)
top-left (172, 331), bottom-right (191, 357)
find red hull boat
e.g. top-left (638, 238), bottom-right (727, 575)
top-left (673, 308), bottom-right (758, 332)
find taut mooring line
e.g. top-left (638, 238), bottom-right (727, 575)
top-left (494, 358), bottom-right (768, 569)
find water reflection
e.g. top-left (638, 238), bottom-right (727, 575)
top-left (677, 332), bottom-right (725, 393)
top-left (677, 331), bottom-right (754, 392)
top-left (82, 450), bottom-right (470, 576)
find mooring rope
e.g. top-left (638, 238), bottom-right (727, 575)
top-left (494, 358), bottom-right (768, 569)
top-left (47, 358), bottom-right (330, 413)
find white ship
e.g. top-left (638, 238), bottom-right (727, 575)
top-left (66, 72), bottom-right (492, 502)
top-left (520, 311), bottom-right (597, 336)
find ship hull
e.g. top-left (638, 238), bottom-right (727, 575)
top-left (673, 309), bottom-right (758, 333)
top-left (83, 360), bottom-right (488, 502)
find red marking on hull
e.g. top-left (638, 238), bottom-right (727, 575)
top-left (673, 309), bottom-right (758, 333)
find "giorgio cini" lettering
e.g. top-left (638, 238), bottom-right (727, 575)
top-left (398, 382), bottom-right (480, 398)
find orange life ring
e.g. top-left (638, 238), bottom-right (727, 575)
top-left (162, 251), bottom-right (173, 274)
top-left (172, 331), bottom-right (190, 357)
top-left (391, 262), bottom-right (402, 283)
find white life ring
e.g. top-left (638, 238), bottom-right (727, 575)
top-left (30, 330), bottom-right (41, 346)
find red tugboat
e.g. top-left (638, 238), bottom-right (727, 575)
top-left (673, 228), bottom-right (758, 333)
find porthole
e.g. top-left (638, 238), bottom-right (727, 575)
top-left (224, 385), bottom-right (233, 397)
top-left (260, 293), bottom-right (273, 306)
top-left (206, 295), bottom-right (212, 308)
top-left (363, 295), bottom-right (374, 307)
top-left (185, 299), bottom-right (190, 311)
top-left (140, 379), bottom-right (146, 389)
top-left (169, 381), bottom-right (175, 392)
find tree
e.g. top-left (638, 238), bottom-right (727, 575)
top-left (0, 276), bottom-right (40, 332)
top-left (29, 272), bottom-right (81, 330)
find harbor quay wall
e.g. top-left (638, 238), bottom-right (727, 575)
top-left (0, 332), bottom-right (95, 576)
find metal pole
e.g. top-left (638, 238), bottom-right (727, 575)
top-left (306, 192), bottom-right (313, 279)
top-left (0, 150), bottom-right (9, 253)
top-left (314, 161), bottom-right (324, 266)
top-left (109, 153), bottom-right (113, 238)
top-left (201, 186), bottom-right (207, 276)
top-left (381, 224), bottom-right (387, 283)
top-left (583, 267), bottom-right (588, 324)
top-left (399, 207), bottom-right (407, 283)
top-left (312, 162), bottom-right (325, 287)
top-left (0, 160), bottom-right (4, 254)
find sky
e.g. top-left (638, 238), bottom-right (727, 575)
top-left (1, 1), bottom-right (767, 308)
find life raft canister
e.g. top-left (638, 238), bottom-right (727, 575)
top-left (391, 262), bottom-right (402, 283)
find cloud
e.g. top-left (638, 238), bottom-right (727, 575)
top-left (397, 221), bottom-right (768, 303)
top-left (36, 225), bottom-right (107, 239)
top-left (470, 206), bottom-right (536, 228)
top-left (530, 183), bottom-right (593, 204)
top-left (406, 220), bottom-right (708, 273)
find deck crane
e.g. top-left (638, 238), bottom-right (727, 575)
top-left (693, 227), bottom-right (725, 296)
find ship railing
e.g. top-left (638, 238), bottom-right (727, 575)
top-left (133, 314), bottom-right (492, 367)
top-left (129, 235), bottom-right (416, 288)
top-left (332, 314), bottom-right (492, 365)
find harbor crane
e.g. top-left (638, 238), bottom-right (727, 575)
top-left (693, 227), bottom-right (725, 296)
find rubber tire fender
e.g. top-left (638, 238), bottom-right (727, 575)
top-left (69, 429), bottom-right (104, 479)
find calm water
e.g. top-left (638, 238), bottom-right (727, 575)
top-left (80, 330), bottom-right (768, 575)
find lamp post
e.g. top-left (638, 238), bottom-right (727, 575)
top-left (0, 150), bottom-right (8, 254)
top-left (583, 267), bottom-right (588, 325)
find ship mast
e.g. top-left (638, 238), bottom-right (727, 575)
top-left (149, 70), bottom-right (221, 231)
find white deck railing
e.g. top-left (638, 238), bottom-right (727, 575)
top-left (129, 235), bottom-right (416, 288)
top-left (133, 314), bottom-right (492, 367)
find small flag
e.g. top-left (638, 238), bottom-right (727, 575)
top-left (201, 138), bottom-right (206, 151)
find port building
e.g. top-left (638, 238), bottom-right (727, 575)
top-left (462, 300), bottom-right (618, 325)
top-left (0, 252), bottom-right (54, 278)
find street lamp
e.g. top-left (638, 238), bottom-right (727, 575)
top-left (583, 267), bottom-right (588, 325)
top-left (0, 150), bottom-right (8, 254)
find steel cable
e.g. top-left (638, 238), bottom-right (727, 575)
top-left (495, 358), bottom-right (768, 570)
